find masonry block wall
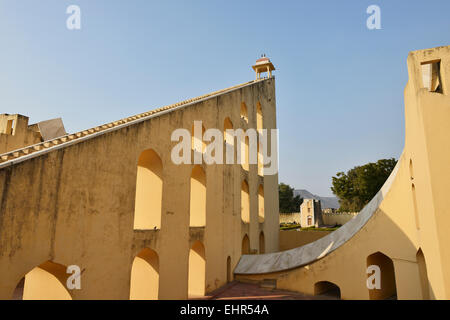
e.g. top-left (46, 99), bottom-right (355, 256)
top-left (0, 78), bottom-right (279, 300)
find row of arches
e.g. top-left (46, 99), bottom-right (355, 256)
top-left (134, 148), bottom-right (265, 230)
top-left (238, 102), bottom-right (264, 175)
top-left (131, 240), bottom-right (237, 299)
top-left (188, 103), bottom-right (264, 175)
top-left (241, 231), bottom-right (265, 255)
top-left (129, 241), bottom-right (207, 299)
top-left (241, 181), bottom-right (264, 224)
top-left (12, 242), bottom-right (207, 300)
top-left (131, 235), bottom-right (270, 300)
top-left (133, 150), bottom-right (208, 230)
top-left (192, 115), bottom-right (263, 174)
top-left (11, 246), bottom-right (428, 300)
top-left (312, 249), bottom-right (430, 300)
top-left (4, 247), bottom-right (378, 300)
top-left (240, 102), bottom-right (263, 130)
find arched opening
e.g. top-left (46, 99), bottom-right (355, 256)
top-left (240, 102), bottom-right (248, 123)
top-left (226, 256), bottom-right (232, 283)
top-left (256, 102), bottom-right (263, 132)
top-left (13, 261), bottom-right (72, 300)
top-left (241, 180), bottom-right (250, 223)
top-left (188, 241), bottom-right (206, 297)
top-left (240, 136), bottom-right (249, 171)
top-left (259, 231), bottom-right (265, 254)
top-left (190, 165), bottom-right (206, 227)
top-left (314, 281), bottom-right (341, 299)
top-left (224, 117), bottom-right (234, 164)
top-left (258, 185), bottom-right (265, 223)
top-left (130, 248), bottom-right (159, 300)
top-left (417, 248), bottom-right (430, 300)
top-left (367, 252), bottom-right (397, 300)
top-left (242, 235), bottom-right (250, 255)
top-left (134, 149), bottom-right (163, 230)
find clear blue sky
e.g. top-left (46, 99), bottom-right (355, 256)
top-left (1, 1), bottom-right (449, 196)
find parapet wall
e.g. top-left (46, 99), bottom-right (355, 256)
top-left (279, 230), bottom-right (331, 251)
top-left (279, 212), bottom-right (300, 224)
top-left (322, 212), bottom-right (358, 226)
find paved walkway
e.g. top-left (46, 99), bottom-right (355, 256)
top-left (190, 282), bottom-right (339, 300)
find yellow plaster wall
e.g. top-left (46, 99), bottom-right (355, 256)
top-left (0, 78), bottom-right (279, 300)
top-left (235, 46), bottom-right (450, 300)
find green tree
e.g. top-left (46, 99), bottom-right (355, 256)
top-left (279, 183), bottom-right (303, 213)
top-left (331, 158), bottom-right (397, 212)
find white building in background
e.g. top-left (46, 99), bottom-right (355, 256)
top-left (300, 199), bottom-right (323, 228)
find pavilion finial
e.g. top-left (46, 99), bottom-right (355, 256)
top-left (252, 55), bottom-right (275, 80)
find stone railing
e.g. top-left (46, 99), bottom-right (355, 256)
top-left (0, 79), bottom-right (262, 168)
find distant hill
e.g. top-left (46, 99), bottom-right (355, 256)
top-left (294, 189), bottom-right (340, 209)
